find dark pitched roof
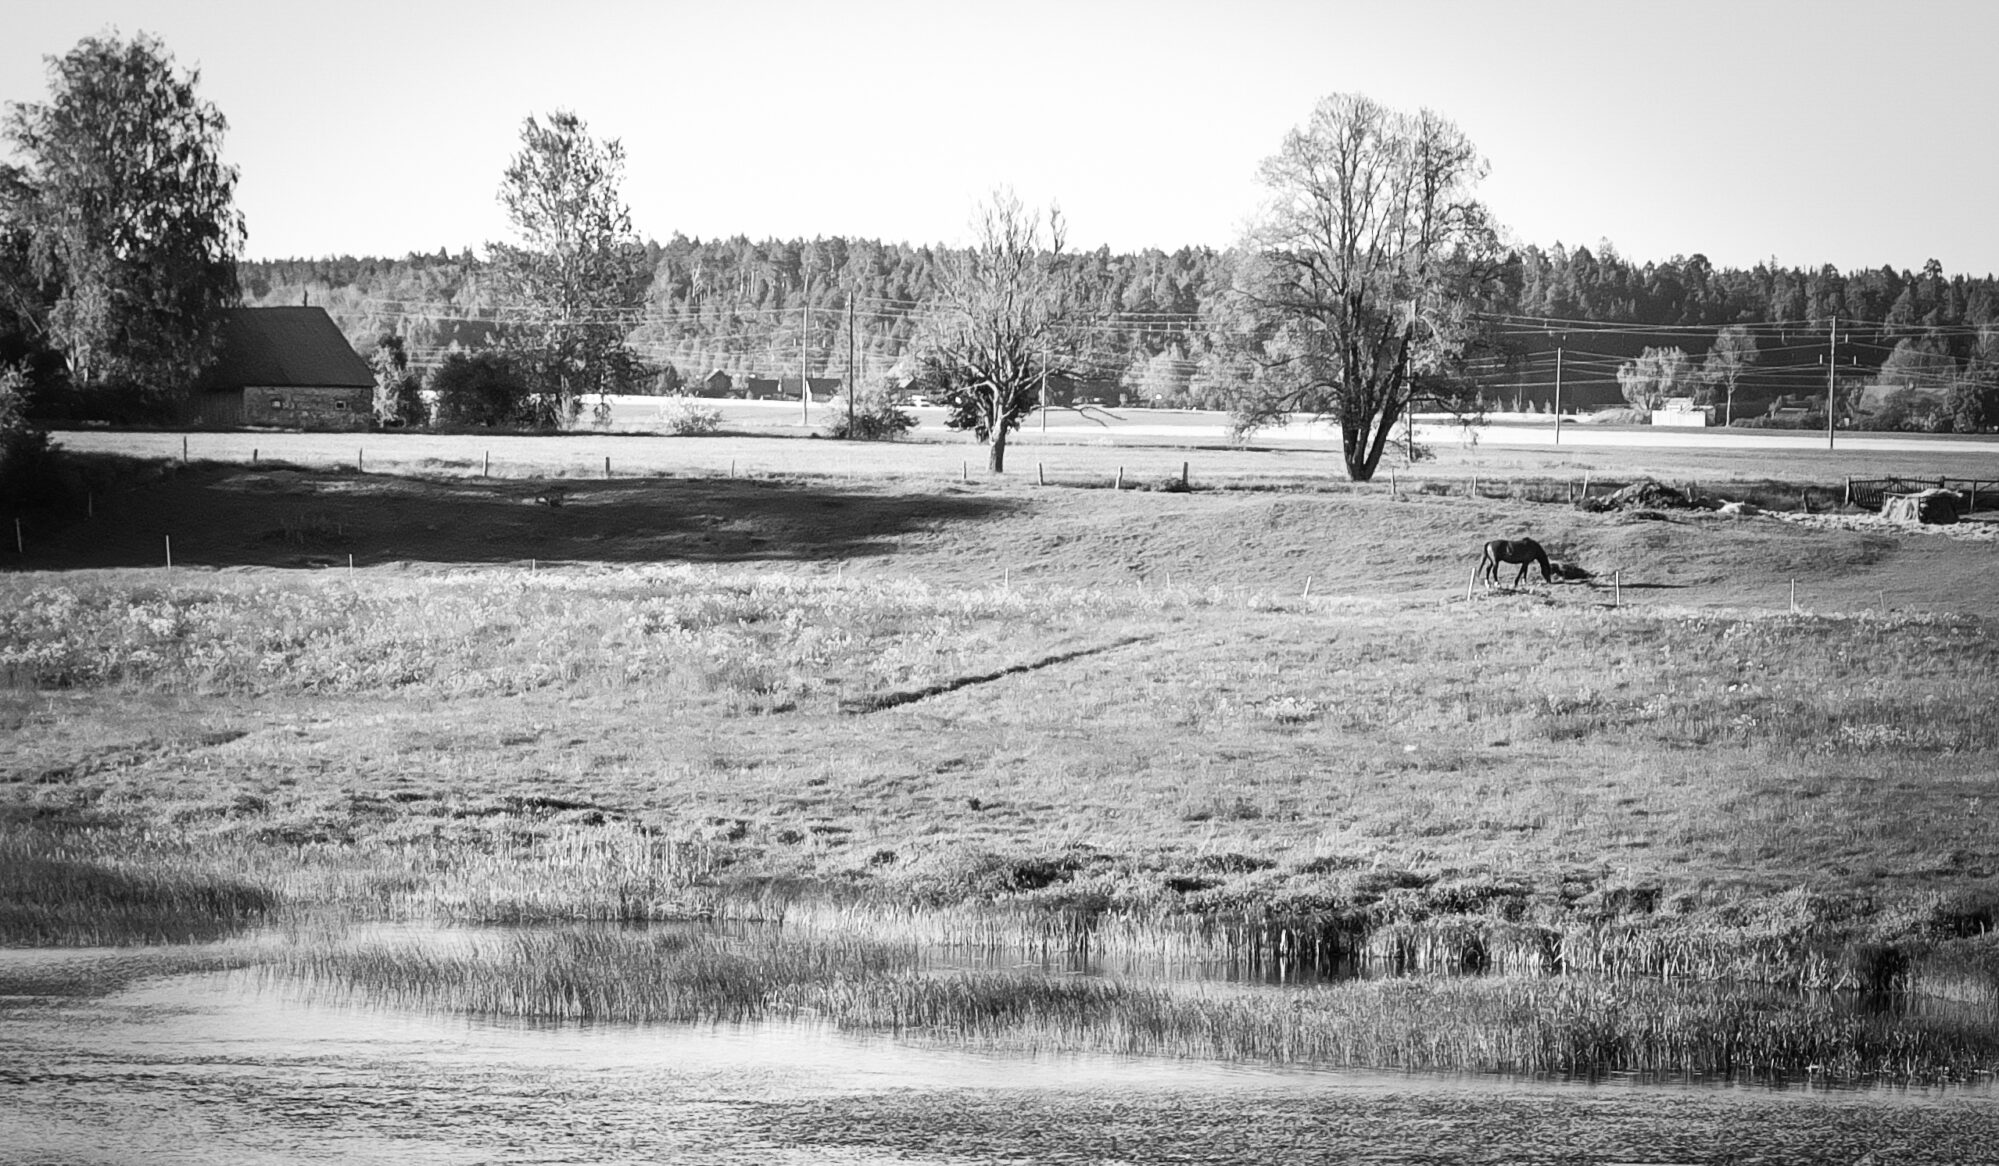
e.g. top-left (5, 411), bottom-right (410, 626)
top-left (198, 307), bottom-right (374, 391)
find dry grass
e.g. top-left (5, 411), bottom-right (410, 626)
top-left (4, 562), bottom-right (1995, 957)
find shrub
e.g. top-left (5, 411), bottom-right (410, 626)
top-left (430, 351), bottom-right (530, 428)
top-left (0, 364), bottom-right (59, 512)
top-left (370, 336), bottom-right (426, 427)
top-left (656, 397), bottom-right (723, 435)
top-left (824, 386), bottom-right (917, 441)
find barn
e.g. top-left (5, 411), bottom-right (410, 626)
top-left (192, 307), bottom-right (375, 429)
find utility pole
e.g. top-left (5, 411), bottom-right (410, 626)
top-left (800, 273), bottom-right (810, 426)
top-left (1826, 315), bottom-right (1837, 450)
top-left (1552, 345), bottom-right (1564, 445)
top-left (847, 292), bottom-right (857, 435)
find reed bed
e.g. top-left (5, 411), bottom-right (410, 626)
top-left (0, 828), bottom-right (279, 945)
top-left (270, 925), bottom-right (1999, 1082)
top-left (765, 891), bottom-right (1983, 996)
top-left (268, 926), bottom-right (920, 1023)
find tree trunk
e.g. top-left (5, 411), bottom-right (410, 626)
top-left (989, 426), bottom-right (1007, 474)
top-left (1345, 401), bottom-right (1400, 482)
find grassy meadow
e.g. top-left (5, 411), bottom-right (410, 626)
top-left (5, 435), bottom-right (1999, 1079)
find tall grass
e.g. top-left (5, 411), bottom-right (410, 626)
top-left (763, 891), bottom-right (1986, 996)
top-left (270, 925), bottom-right (1999, 1082)
top-left (0, 828), bottom-right (278, 945)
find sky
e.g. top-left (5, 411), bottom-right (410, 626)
top-left (4, 0), bottom-right (1997, 276)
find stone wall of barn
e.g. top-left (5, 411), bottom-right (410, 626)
top-left (242, 385), bottom-right (373, 430)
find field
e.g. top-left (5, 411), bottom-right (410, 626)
top-left (6, 425), bottom-right (1999, 1080)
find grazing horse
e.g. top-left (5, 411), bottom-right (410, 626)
top-left (1479, 537), bottom-right (1554, 588)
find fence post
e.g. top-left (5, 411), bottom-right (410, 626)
top-left (1182, 461), bottom-right (1189, 488)
top-left (484, 451), bottom-right (490, 477)
top-left (1116, 466), bottom-right (1124, 491)
top-left (1844, 476), bottom-right (1852, 507)
top-left (1038, 462), bottom-right (1045, 486)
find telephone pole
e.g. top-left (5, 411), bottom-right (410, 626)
top-left (1552, 345), bottom-right (1564, 445)
top-left (847, 293), bottom-right (857, 435)
top-left (800, 274), bottom-right (810, 426)
top-left (1826, 315), bottom-right (1837, 450)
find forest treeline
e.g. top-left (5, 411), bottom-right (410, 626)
top-left (243, 240), bottom-right (1999, 419)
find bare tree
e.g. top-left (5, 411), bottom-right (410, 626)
top-left (1223, 94), bottom-right (1500, 481)
top-left (917, 190), bottom-right (1082, 473)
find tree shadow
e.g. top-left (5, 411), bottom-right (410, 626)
top-left (7, 462), bottom-right (1021, 572)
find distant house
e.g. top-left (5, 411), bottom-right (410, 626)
top-left (779, 376), bottom-right (843, 402)
top-left (193, 307), bottom-right (375, 430)
top-left (1854, 382), bottom-right (1945, 415)
top-left (1765, 394), bottom-right (1817, 423)
top-left (698, 369), bottom-right (735, 398)
top-left (1650, 397), bottom-right (1712, 427)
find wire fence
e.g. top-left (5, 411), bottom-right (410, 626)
top-left (1844, 476), bottom-right (1996, 513)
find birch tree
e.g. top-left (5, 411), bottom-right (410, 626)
top-left (490, 111), bottom-right (648, 427)
top-left (3, 32), bottom-right (243, 411)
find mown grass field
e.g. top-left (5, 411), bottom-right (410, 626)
top-left (5, 434), bottom-right (1999, 1078)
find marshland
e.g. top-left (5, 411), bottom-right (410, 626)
top-left (6, 433), bottom-right (1999, 1162)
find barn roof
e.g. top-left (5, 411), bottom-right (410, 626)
top-left (198, 307), bottom-right (374, 391)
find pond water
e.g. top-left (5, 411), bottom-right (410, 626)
top-left (3, 944), bottom-right (1996, 1165)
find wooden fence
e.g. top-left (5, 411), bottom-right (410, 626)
top-left (1844, 475), bottom-right (1997, 513)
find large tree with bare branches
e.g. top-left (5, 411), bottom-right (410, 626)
top-left (1223, 93), bottom-right (1499, 481)
top-left (916, 191), bottom-right (1083, 473)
